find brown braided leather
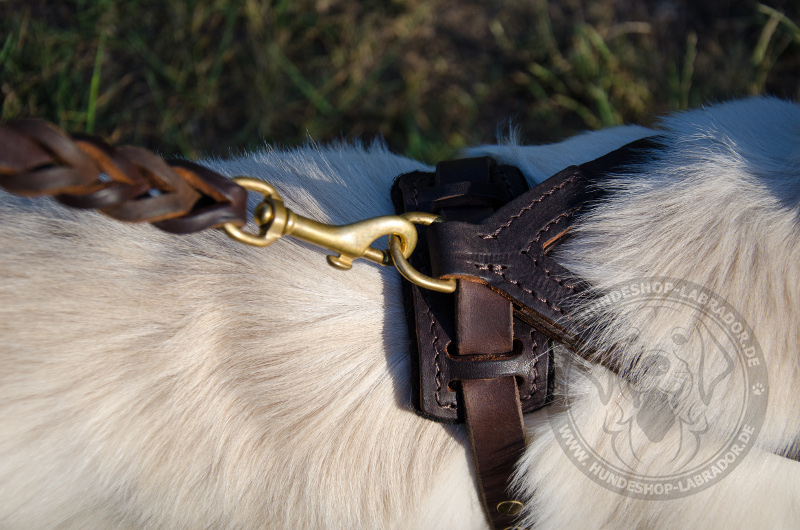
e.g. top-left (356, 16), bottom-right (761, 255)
top-left (0, 119), bottom-right (247, 234)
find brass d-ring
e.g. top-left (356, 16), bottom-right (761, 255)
top-left (388, 212), bottom-right (457, 294)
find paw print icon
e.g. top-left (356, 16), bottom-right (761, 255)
top-left (752, 383), bottom-right (765, 396)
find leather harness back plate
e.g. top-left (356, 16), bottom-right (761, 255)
top-left (392, 141), bottom-right (655, 528)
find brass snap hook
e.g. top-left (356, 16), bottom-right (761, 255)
top-left (222, 177), bottom-right (418, 270)
top-left (223, 177), bottom-right (457, 292)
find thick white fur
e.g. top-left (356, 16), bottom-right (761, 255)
top-left (0, 97), bottom-right (798, 528)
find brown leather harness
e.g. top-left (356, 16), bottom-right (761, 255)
top-left (391, 145), bottom-right (653, 528)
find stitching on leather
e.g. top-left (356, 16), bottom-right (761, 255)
top-left (527, 206), bottom-right (581, 247)
top-left (527, 256), bottom-right (577, 291)
top-left (427, 303), bottom-right (456, 409)
top-left (408, 173), bottom-right (455, 410)
top-left (520, 248), bottom-right (577, 291)
top-left (517, 204), bottom-right (585, 290)
top-left (472, 262), bottom-right (564, 313)
top-left (478, 174), bottom-right (580, 239)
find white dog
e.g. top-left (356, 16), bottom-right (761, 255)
top-left (0, 97), bottom-right (798, 528)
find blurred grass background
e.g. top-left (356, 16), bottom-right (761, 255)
top-left (1, 0), bottom-right (799, 162)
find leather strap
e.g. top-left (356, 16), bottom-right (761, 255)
top-left (463, 377), bottom-right (526, 530)
top-left (428, 139), bottom-right (657, 353)
top-left (394, 157), bottom-right (535, 528)
top-left (458, 281), bottom-right (526, 529)
top-left (457, 280), bottom-right (513, 355)
top-left (439, 160), bottom-right (527, 528)
top-left (427, 163), bottom-right (597, 351)
top-left (0, 119), bottom-right (248, 233)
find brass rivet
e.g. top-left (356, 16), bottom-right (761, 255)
top-left (496, 499), bottom-right (524, 516)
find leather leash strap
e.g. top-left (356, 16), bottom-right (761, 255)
top-left (0, 119), bottom-right (247, 233)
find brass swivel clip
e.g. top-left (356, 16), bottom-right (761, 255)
top-left (222, 177), bottom-right (456, 293)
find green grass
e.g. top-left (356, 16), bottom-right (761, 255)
top-left (1, 0), bottom-right (799, 162)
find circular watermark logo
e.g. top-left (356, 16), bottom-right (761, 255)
top-left (549, 278), bottom-right (768, 500)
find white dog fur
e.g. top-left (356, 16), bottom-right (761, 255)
top-left (0, 97), bottom-right (798, 528)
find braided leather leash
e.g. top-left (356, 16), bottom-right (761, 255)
top-left (0, 119), bottom-right (248, 233)
top-left (0, 118), bottom-right (433, 279)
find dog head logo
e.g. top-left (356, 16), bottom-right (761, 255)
top-left (586, 320), bottom-right (735, 471)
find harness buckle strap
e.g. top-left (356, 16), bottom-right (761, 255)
top-left (462, 377), bottom-right (527, 530)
